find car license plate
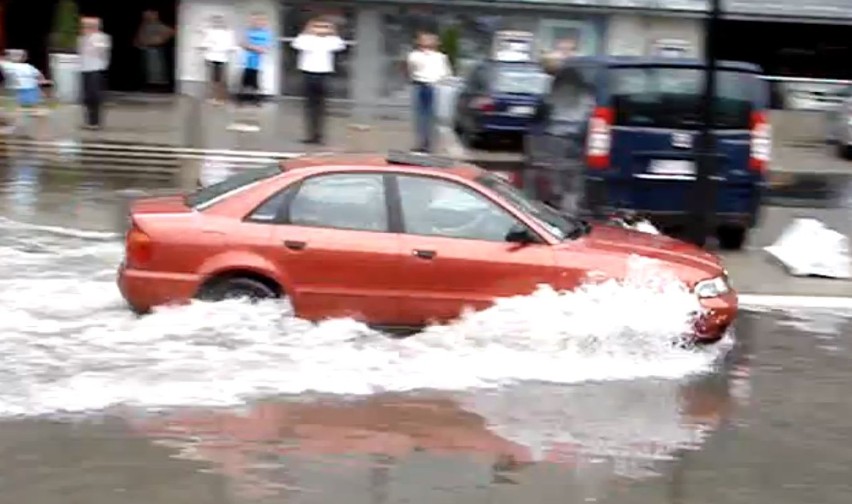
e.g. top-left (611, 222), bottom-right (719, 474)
top-left (648, 160), bottom-right (695, 176)
top-left (508, 106), bottom-right (534, 116)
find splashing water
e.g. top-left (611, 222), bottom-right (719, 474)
top-left (0, 218), bottom-right (729, 417)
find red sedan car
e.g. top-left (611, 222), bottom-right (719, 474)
top-left (118, 152), bottom-right (736, 342)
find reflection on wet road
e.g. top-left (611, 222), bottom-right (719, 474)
top-left (2, 159), bottom-right (852, 503)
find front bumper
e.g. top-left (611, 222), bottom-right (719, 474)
top-left (117, 263), bottom-right (201, 313)
top-left (694, 290), bottom-right (738, 342)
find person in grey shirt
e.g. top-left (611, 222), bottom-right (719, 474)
top-left (134, 10), bottom-right (174, 89)
top-left (78, 16), bottom-right (111, 129)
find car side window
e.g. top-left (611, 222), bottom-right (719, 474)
top-left (288, 173), bottom-right (388, 232)
top-left (396, 175), bottom-right (524, 242)
top-left (246, 186), bottom-right (295, 222)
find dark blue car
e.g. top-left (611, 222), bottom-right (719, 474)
top-left (522, 57), bottom-right (771, 250)
top-left (453, 60), bottom-right (551, 148)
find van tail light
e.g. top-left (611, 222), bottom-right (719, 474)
top-left (586, 106), bottom-right (613, 169)
top-left (126, 220), bottom-right (153, 268)
top-left (471, 96), bottom-right (496, 113)
top-left (749, 110), bottom-right (771, 173)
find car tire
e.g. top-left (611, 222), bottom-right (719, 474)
top-left (838, 143), bottom-right (852, 160)
top-left (717, 226), bottom-right (747, 251)
top-left (200, 276), bottom-right (278, 303)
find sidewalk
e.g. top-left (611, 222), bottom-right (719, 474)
top-left (0, 95), bottom-right (849, 180)
top-left (0, 96), bottom-right (521, 163)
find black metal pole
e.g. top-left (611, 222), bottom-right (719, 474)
top-left (689, 0), bottom-right (721, 247)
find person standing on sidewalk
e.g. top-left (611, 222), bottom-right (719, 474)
top-left (407, 31), bottom-right (452, 153)
top-left (238, 13), bottom-right (272, 106)
top-left (291, 16), bottom-right (346, 145)
top-left (200, 14), bottom-right (235, 105)
top-left (78, 17), bottom-right (111, 130)
top-left (134, 10), bottom-right (175, 91)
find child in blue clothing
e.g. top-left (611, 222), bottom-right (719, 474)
top-left (1, 50), bottom-right (51, 137)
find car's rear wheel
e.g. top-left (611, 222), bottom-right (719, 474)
top-left (717, 225), bottom-right (747, 251)
top-left (199, 276), bottom-right (278, 303)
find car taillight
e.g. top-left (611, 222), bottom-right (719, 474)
top-left (471, 96), bottom-right (496, 112)
top-left (749, 110), bottom-right (771, 172)
top-left (586, 106), bottom-right (613, 169)
top-left (126, 221), bottom-right (153, 267)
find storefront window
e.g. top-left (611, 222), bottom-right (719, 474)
top-left (379, 9), bottom-right (598, 100)
top-left (380, 9), bottom-right (537, 99)
top-left (281, 4), bottom-right (355, 98)
top-left (538, 19), bottom-right (600, 57)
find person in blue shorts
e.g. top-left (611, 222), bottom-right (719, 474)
top-left (238, 13), bottom-right (272, 106)
top-left (0, 50), bottom-right (51, 137)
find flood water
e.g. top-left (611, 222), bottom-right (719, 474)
top-left (1, 157), bottom-right (852, 503)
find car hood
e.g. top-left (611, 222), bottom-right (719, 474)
top-left (564, 224), bottom-right (723, 281)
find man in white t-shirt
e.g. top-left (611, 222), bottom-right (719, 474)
top-left (291, 16), bottom-right (346, 145)
top-left (407, 31), bottom-right (452, 153)
top-left (200, 15), bottom-right (235, 104)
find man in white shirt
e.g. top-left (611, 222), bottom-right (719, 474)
top-left (78, 16), bottom-right (112, 129)
top-left (407, 31), bottom-right (452, 153)
top-left (200, 15), bottom-right (235, 104)
top-left (291, 17), bottom-right (346, 145)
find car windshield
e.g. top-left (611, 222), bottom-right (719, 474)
top-left (491, 65), bottom-right (552, 95)
top-left (610, 67), bottom-right (759, 129)
top-left (475, 173), bottom-right (580, 240)
top-left (184, 164), bottom-right (281, 208)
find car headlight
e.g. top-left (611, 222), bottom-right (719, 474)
top-left (694, 276), bottom-right (730, 299)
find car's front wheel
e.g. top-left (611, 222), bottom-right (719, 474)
top-left (199, 276), bottom-right (278, 302)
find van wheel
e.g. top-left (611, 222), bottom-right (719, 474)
top-left (200, 277), bottom-right (278, 302)
top-left (717, 226), bottom-right (747, 251)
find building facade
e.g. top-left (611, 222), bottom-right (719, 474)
top-left (169, 0), bottom-right (852, 103)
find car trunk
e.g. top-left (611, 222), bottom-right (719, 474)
top-left (606, 65), bottom-right (764, 214)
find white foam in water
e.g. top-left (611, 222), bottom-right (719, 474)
top-left (0, 218), bottom-right (729, 417)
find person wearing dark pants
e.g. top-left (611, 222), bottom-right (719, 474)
top-left (302, 72), bottom-right (327, 145)
top-left (291, 17), bottom-right (346, 145)
top-left (81, 70), bottom-right (104, 128)
top-left (238, 13), bottom-right (272, 107)
top-left (77, 16), bottom-right (111, 129)
top-left (406, 31), bottom-right (451, 153)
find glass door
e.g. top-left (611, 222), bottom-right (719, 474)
top-left (280, 2), bottom-right (356, 98)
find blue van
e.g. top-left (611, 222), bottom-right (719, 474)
top-left (522, 57), bottom-right (771, 250)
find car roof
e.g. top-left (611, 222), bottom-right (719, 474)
top-left (561, 56), bottom-right (763, 73)
top-left (279, 152), bottom-right (486, 181)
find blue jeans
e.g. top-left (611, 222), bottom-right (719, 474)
top-left (413, 83), bottom-right (435, 151)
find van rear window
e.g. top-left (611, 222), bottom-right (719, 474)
top-left (610, 67), bottom-right (758, 129)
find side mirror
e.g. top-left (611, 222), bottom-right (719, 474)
top-left (505, 225), bottom-right (536, 245)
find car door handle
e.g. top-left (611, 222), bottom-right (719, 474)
top-left (283, 240), bottom-right (307, 250)
top-left (412, 249), bottom-right (436, 260)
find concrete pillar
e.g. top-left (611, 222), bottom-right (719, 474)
top-left (179, 93), bottom-right (203, 191)
top-left (347, 7), bottom-right (382, 151)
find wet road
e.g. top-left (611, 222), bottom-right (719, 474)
top-left (3, 159), bottom-right (852, 503)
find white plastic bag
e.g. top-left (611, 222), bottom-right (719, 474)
top-left (764, 218), bottom-right (851, 278)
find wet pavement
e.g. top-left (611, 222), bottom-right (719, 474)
top-left (3, 158), bottom-right (852, 503)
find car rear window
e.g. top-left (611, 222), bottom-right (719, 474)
top-left (185, 164), bottom-right (281, 208)
top-left (610, 67), bottom-right (760, 129)
top-left (491, 65), bottom-right (552, 95)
